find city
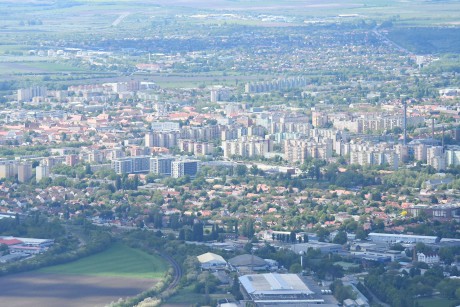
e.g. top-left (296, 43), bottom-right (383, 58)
top-left (0, 1), bottom-right (459, 307)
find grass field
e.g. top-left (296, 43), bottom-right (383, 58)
top-left (37, 243), bottom-right (168, 279)
top-left (417, 297), bottom-right (460, 307)
top-left (166, 284), bottom-right (233, 305)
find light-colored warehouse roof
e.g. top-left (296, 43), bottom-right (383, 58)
top-left (239, 273), bottom-right (314, 296)
top-left (197, 252), bottom-right (226, 264)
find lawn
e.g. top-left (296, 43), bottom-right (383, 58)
top-left (37, 243), bottom-right (167, 279)
top-left (417, 297), bottom-right (460, 307)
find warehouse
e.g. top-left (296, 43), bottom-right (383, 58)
top-left (228, 254), bottom-right (268, 272)
top-left (368, 233), bottom-right (438, 244)
top-left (197, 252), bottom-right (227, 270)
top-left (239, 273), bottom-right (320, 305)
top-left (291, 242), bottom-right (343, 254)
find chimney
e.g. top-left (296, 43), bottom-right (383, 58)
top-left (403, 99), bottom-right (407, 146)
top-left (442, 125), bottom-right (445, 150)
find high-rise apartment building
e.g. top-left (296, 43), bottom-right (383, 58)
top-left (111, 156), bottom-right (150, 174)
top-left (0, 161), bottom-right (17, 179)
top-left (17, 86), bottom-right (47, 102)
top-left (150, 156), bottom-right (175, 176)
top-left (18, 163), bottom-right (32, 183)
top-left (36, 165), bottom-right (49, 182)
top-left (171, 160), bottom-right (200, 178)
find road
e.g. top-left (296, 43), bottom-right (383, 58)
top-left (372, 25), bottom-right (413, 56)
top-left (112, 12), bottom-right (131, 27)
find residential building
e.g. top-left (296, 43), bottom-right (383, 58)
top-left (171, 159), bottom-right (200, 178)
top-left (17, 86), bottom-right (47, 102)
top-left (145, 131), bottom-right (180, 148)
top-left (36, 165), bottom-right (49, 182)
top-left (150, 156), bottom-right (174, 176)
top-left (17, 163), bottom-right (32, 183)
top-left (178, 140), bottom-right (214, 155)
top-left (284, 138), bottom-right (332, 163)
top-left (417, 252), bottom-right (440, 264)
top-left (0, 160), bottom-right (17, 179)
top-left (112, 156), bottom-right (150, 174)
top-left (65, 154), bottom-right (79, 167)
top-left (222, 136), bottom-right (272, 158)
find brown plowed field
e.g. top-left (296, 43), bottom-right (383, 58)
top-left (0, 272), bottom-right (157, 307)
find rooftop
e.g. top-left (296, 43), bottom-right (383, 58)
top-left (197, 252), bottom-right (226, 264)
top-left (239, 273), bottom-right (314, 296)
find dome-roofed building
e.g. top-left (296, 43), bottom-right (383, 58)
top-left (228, 254), bottom-right (268, 272)
top-left (197, 252), bottom-right (227, 270)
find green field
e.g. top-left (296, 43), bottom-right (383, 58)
top-left (166, 284), bottom-right (233, 305)
top-left (417, 297), bottom-right (460, 307)
top-left (37, 243), bottom-right (168, 279)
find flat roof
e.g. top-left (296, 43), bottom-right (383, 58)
top-left (368, 233), bottom-right (436, 239)
top-left (239, 273), bottom-right (313, 296)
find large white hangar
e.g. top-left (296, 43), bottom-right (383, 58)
top-left (239, 273), bottom-right (320, 305)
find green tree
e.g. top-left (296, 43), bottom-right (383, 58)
top-left (332, 231), bottom-right (347, 245)
top-left (235, 164), bottom-right (248, 177)
top-left (289, 263), bottom-right (302, 273)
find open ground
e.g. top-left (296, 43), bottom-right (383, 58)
top-left (0, 243), bottom-right (168, 306)
top-left (0, 272), bottom-right (155, 307)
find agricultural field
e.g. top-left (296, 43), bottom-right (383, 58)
top-left (0, 243), bottom-right (168, 307)
top-left (38, 243), bottom-right (167, 278)
top-left (0, 0), bottom-right (457, 86)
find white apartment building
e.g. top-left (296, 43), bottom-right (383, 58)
top-left (222, 136), bottom-right (272, 159)
top-left (284, 139), bottom-right (333, 164)
top-left (36, 165), bottom-right (49, 182)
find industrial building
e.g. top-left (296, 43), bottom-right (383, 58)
top-left (228, 254), bottom-right (268, 272)
top-left (291, 242), bottom-right (343, 255)
top-left (239, 273), bottom-right (319, 305)
top-left (368, 233), bottom-right (439, 244)
top-left (197, 252), bottom-right (227, 270)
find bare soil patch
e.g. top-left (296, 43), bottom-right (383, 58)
top-left (0, 272), bottom-right (158, 307)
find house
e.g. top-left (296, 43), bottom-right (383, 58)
top-left (417, 252), bottom-right (440, 264)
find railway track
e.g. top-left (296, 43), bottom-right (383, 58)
top-left (160, 253), bottom-right (182, 291)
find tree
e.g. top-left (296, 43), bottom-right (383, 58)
top-left (241, 219), bottom-right (255, 238)
top-left (235, 165), bottom-right (248, 177)
top-left (439, 247), bottom-right (454, 265)
top-left (303, 234), bottom-right (309, 243)
top-left (332, 231), bottom-right (347, 245)
top-left (316, 228), bottom-right (330, 242)
top-left (250, 165), bottom-right (259, 176)
top-left (115, 176), bottom-right (122, 190)
top-left (437, 279), bottom-right (460, 299)
top-left (289, 263), bottom-right (302, 273)
top-left (290, 231), bottom-right (297, 243)
top-left (192, 222), bottom-right (204, 242)
top-left (355, 228), bottom-right (367, 240)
